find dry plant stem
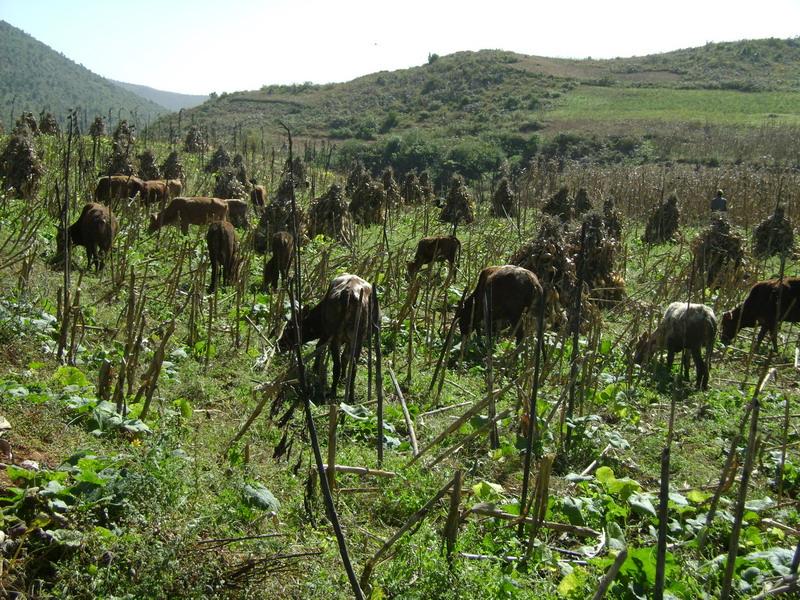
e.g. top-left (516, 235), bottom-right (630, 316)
top-left (468, 504), bottom-right (600, 537)
top-left (360, 474), bottom-right (456, 592)
top-left (137, 320), bottom-right (177, 420)
top-left (322, 464), bottom-right (397, 477)
top-left (518, 295), bottom-right (547, 537)
top-left (443, 469), bottom-right (463, 562)
top-left (408, 394), bottom-right (490, 465)
top-left (223, 377), bottom-right (284, 455)
top-left (280, 123), bottom-right (363, 600)
top-left (654, 380), bottom-right (678, 600)
top-left (565, 223), bottom-right (586, 453)
top-left (720, 382), bottom-right (765, 600)
top-left (388, 367), bottom-right (418, 455)
top-left (373, 289), bottom-right (385, 468)
top-left (592, 548), bottom-right (629, 600)
top-left (428, 408), bottom-right (512, 469)
top-left (327, 403), bottom-right (337, 492)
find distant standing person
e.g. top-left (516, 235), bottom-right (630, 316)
top-left (711, 189), bottom-right (728, 212)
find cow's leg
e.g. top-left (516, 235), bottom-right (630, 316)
top-left (314, 341), bottom-right (329, 396)
top-left (209, 260), bottom-right (218, 293)
top-left (692, 347), bottom-right (707, 389)
top-left (681, 351), bottom-right (690, 381)
top-left (666, 350), bottom-right (675, 375)
top-left (347, 337), bottom-right (364, 404)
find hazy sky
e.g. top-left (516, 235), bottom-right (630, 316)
top-left (2, 0), bottom-right (799, 95)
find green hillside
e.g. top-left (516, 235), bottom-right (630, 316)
top-left (158, 39), bottom-right (800, 168)
top-left (111, 80), bottom-right (208, 111)
top-left (0, 20), bottom-right (168, 128)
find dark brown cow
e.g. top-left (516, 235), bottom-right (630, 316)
top-left (57, 202), bottom-right (118, 271)
top-left (94, 175), bottom-right (143, 203)
top-left (148, 197), bottom-right (228, 235)
top-left (206, 221), bottom-right (239, 292)
top-left (457, 265), bottom-right (543, 344)
top-left (721, 277), bottom-right (800, 351)
top-left (406, 235), bottom-right (460, 280)
top-left (278, 273), bottom-right (373, 400)
top-left (263, 231), bottom-right (294, 291)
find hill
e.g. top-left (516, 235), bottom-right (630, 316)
top-left (111, 80), bottom-right (208, 111)
top-left (0, 20), bottom-right (168, 128)
top-left (158, 39), bottom-right (800, 169)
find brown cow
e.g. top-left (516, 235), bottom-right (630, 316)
top-left (225, 199), bottom-right (250, 229)
top-left (148, 197), bottom-right (228, 235)
top-left (263, 231), bottom-right (294, 291)
top-left (250, 179), bottom-right (266, 209)
top-left (94, 175), bottom-right (143, 203)
top-left (721, 277), bottom-right (800, 351)
top-left (206, 221), bottom-right (239, 292)
top-left (457, 265), bottom-right (543, 345)
top-left (140, 180), bottom-right (168, 204)
top-left (57, 202), bottom-right (118, 271)
top-left (406, 235), bottom-right (460, 280)
top-left (278, 273), bottom-right (373, 400)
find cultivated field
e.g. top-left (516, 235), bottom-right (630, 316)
top-left (1, 123), bottom-right (799, 600)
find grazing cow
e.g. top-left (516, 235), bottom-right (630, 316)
top-left (140, 180), bottom-right (168, 205)
top-left (57, 202), bottom-right (118, 271)
top-left (278, 273), bottom-right (373, 400)
top-left (634, 302), bottom-right (717, 390)
top-left (94, 175), bottom-right (143, 203)
top-left (406, 235), bottom-right (461, 281)
top-left (721, 277), bottom-right (800, 351)
top-left (206, 221), bottom-right (239, 292)
top-left (250, 180), bottom-right (266, 209)
top-left (457, 265), bottom-right (543, 344)
top-left (148, 197), bottom-right (228, 234)
top-left (224, 199), bottom-right (250, 229)
top-left (263, 231), bottom-right (294, 291)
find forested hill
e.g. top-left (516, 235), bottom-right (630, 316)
top-left (111, 80), bottom-right (208, 112)
top-left (163, 37), bottom-right (800, 141)
top-left (0, 20), bottom-right (168, 127)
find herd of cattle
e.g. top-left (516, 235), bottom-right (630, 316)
top-left (58, 174), bottom-right (800, 397)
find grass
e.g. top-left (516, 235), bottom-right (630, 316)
top-left (547, 86), bottom-right (800, 127)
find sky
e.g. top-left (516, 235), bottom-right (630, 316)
top-left (1, 0), bottom-right (799, 95)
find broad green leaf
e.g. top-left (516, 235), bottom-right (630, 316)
top-left (242, 483), bottom-right (280, 511)
top-left (50, 529), bottom-right (83, 547)
top-left (629, 493), bottom-right (657, 518)
top-left (687, 489), bottom-right (711, 504)
top-left (52, 366), bottom-right (89, 388)
top-left (596, 466), bottom-right (615, 485)
top-left (744, 497), bottom-right (775, 512)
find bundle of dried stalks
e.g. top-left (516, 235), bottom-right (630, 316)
top-left (137, 149), bottom-right (161, 180)
top-left (642, 193), bottom-right (680, 245)
top-left (440, 175), bottom-right (474, 225)
top-left (308, 183), bottom-right (351, 242)
top-left (205, 146), bottom-right (232, 173)
top-left (753, 205), bottom-right (794, 258)
top-left (491, 177), bottom-right (516, 217)
top-left (160, 150), bottom-right (185, 182)
top-left (184, 125), bottom-right (207, 153)
top-left (0, 130), bottom-right (44, 199)
top-left (381, 167), bottom-right (402, 207)
top-left (349, 179), bottom-right (386, 226)
top-left (692, 214), bottom-right (746, 287)
top-left (541, 186), bottom-right (571, 221)
top-left (38, 112), bottom-right (60, 136)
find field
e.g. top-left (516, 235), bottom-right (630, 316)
top-left (1, 128), bottom-right (800, 600)
top-left (547, 86), bottom-right (800, 127)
